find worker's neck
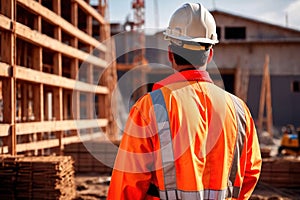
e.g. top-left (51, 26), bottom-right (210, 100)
top-left (173, 64), bottom-right (206, 72)
top-left (173, 65), bottom-right (195, 72)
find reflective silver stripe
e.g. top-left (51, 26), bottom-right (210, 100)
top-left (150, 90), bottom-right (177, 191)
top-left (159, 190), bottom-right (179, 200)
top-left (159, 188), bottom-right (241, 200)
top-left (228, 95), bottom-right (246, 198)
top-left (204, 189), bottom-right (227, 200)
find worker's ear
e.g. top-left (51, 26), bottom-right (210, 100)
top-left (207, 48), bottom-right (214, 64)
top-left (168, 46), bottom-right (174, 63)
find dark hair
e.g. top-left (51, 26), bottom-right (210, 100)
top-left (169, 43), bottom-right (210, 66)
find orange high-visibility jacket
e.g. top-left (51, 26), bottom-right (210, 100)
top-left (108, 70), bottom-right (262, 200)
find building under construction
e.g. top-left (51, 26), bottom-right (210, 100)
top-left (0, 0), bottom-right (118, 198)
top-left (0, 0), bottom-right (117, 156)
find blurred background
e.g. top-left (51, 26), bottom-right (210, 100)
top-left (0, 0), bottom-right (300, 199)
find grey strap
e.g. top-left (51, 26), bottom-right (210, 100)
top-left (227, 95), bottom-right (246, 198)
top-left (150, 90), bottom-right (177, 193)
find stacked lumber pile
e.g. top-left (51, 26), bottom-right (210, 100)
top-left (64, 141), bottom-right (119, 174)
top-left (0, 155), bottom-right (75, 199)
top-left (260, 157), bottom-right (300, 187)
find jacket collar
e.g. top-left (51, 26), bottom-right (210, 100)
top-left (152, 70), bottom-right (213, 91)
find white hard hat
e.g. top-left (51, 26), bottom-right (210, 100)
top-left (164, 3), bottom-right (219, 46)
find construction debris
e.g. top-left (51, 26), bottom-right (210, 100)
top-left (0, 155), bottom-right (76, 200)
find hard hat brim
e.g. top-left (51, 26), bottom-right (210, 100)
top-left (163, 32), bottom-right (219, 45)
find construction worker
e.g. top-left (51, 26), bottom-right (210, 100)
top-left (108, 2), bottom-right (262, 200)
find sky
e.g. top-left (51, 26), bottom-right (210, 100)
top-left (106, 0), bottom-right (300, 34)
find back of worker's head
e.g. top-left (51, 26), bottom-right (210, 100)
top-left (164, 3), bottom-right (218, 67)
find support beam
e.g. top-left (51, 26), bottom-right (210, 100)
top-left (21, 84), bottom-right (29, 121)
top-left (1, 0), bottom-right (16, 155)
top-left (70, 1), bottom-right (80, 121)
top-left (53, 87), bottom-right (64, 154)
top-left (52, 4), bottom-right (64, 154)
top-left (16, 131), bottom-right (105, 153)
top-left (16, 119), bottom-right (108, 135)
top-left (32, 12), bottom-right (43, 155)
top-left (257, 54), bottom-right (273, 136)
top-left (32, 19), bottom-right (44, 121)
top-left (14, 65), bottom-right (109, 94)
top-left (2, 63), bottom-right (16, 155)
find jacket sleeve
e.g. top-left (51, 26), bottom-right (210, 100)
top-left (107, 97), bottom-right (159, 200)
top-left (238, 106), bottom-right (262, 200)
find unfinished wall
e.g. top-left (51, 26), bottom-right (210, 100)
top-left (213, 42), bottom-right (300, 75)
top-left (212, 10), bottom-right (300, 41)
top-left (0, 0), bottom-right (117, 155)
top-left (248, 75), bottom-right (300, 128)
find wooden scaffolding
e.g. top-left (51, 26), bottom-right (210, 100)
top-left (0, 0), bottom-right (117, 155)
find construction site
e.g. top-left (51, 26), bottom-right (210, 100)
top-left (0, 0), bottom-right (300, 199)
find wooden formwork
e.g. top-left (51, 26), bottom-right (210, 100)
top-left (0, 0), bottom-right (117, 155)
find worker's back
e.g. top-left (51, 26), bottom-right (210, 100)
top-left (154, 80), bottom-right (238, 192)
top-left (150, 77), bottom-right (257, 198)
top-left (108, 71), bottom-right (261, 200)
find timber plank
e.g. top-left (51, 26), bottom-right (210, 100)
top-left (0, 62), bottom-right (11, 77)
top-left (15, 65), bottom-right (109, 94)
top-left (0, 124), bottom-right (10, 137)
top-left (16, 119), bottom-right (108, 135)
top-left (0, 14), bottom-right (11, 30)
